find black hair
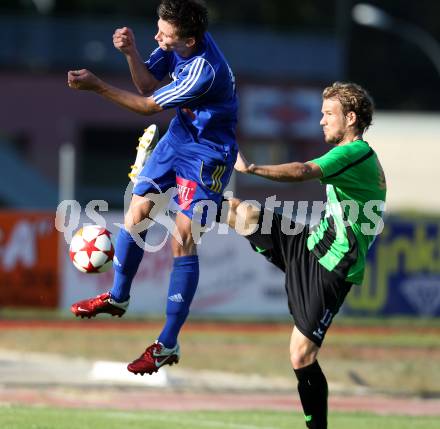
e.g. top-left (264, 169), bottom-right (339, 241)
top-left (157, 0), bottom-right (208, 42)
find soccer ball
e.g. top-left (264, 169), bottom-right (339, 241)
top-left (69, 225), bottom-right (114, 273)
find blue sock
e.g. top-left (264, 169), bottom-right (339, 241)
top-left (110, 228), bottom-right (146, 302)
top-left (158, 255), bottom-right (199, 349)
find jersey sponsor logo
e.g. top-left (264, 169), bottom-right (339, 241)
top-left (176, 176), bottom-right (197, 209)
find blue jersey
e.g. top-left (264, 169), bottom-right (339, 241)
top-left (145, 32), bottom-right (238, 153)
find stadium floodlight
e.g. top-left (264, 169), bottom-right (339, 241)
top-left (352, 3), bottom-right (440, 76)
top-left (352, 3), bottom-right (391, 28)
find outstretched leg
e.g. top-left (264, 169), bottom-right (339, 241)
top-left (223, 197), bottom-right (274, 249)
top-left (226, 198), bottom-right (328, 428)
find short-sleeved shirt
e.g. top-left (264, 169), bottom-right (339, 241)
top-left (307, 140), bottom-right (387, 284)
top-left (144, 32), bottom-right (238, 154)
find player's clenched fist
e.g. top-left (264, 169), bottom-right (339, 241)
top-left (234, 151), bottom-right (254, 174)
top-left (67, 69), bottom-right (102, 91)
top-left (113, 27), bottom-right (136, 55)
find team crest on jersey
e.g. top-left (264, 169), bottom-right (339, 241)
top-left (176, 176), bottom-right (197, 209)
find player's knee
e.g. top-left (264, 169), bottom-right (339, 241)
top-left (290, 349), bottom-right (317, 370)
top-left (228, 197), bottom-right (241, 214)
top-left (248, 207), bottom-right (261, 226)
top-left (123, 214), bottom-right (134, 232)
top-left (123, 211), bottom-right (150, 235)
top-left (123, 213), bottom-right (137, 232)
top-left (124, 195), bottom-right (154, 232)
top-left (172, 225), bottom-right (197, 256)
top-left (181, 231), bottom-right (196, 251)
top-left (221, 197), bottom-right (241, 228)
top-left (235, 200), bottom-right (260, 230)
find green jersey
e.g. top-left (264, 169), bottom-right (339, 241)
top-left (307, 140), bottom-right (386, 284)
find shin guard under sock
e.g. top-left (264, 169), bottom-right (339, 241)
top-left (110, 228), bottom-right (146, 302)
top-left (294, 360), bottom-right (328, 429)
top-left (158, 255), bottom-right (199, 348)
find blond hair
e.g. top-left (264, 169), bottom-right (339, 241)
top-left (323, 82), bottom-right (374, 133)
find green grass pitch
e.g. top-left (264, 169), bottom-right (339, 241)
top-left (1, 406), bottom-right (439, 429)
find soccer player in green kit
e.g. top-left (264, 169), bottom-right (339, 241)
top-left (225, 82), bottom-right (386, 429)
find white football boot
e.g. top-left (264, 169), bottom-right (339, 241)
top-left (128, 124), bottom-right (160, 183)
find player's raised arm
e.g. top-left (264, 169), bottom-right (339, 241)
top-left (113, 27), bottom-right (161, 95)
top-left (67, 69), bottom-right (162, 116)
top-left (234, 150), bottom-right (322, 182)
top-left (249, 161), bottom-right (322, 182)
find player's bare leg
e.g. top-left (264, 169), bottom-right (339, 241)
top-left (124, 194), bottom-right (156, 233)
top-left (291, 327), bottom-right (328, 429)
top-left (290, 327), bottom-right (319, 369)
top-left (221, 197), bottom-right (276, 251)
top-left (171, 211), bottom-right (198, 257)
top-left (225, 197), bottom-right (260, 234)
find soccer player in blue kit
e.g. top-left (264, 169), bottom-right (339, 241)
top-left (67, 0), bottom-right (238, 375)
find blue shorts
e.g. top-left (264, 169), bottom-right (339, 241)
top-left (133, 130), bottom-right (237, 222)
